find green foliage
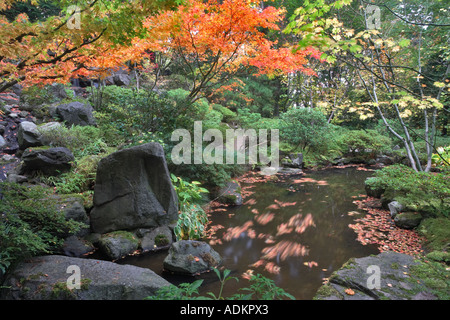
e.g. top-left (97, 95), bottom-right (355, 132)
top-left (0, 182), bottom-right (85, 272)
top-left (336, 129), bottom-right (392, 158)
top-left (279, 107), bottom-right (329, 153)
top-left (37, 124), bottom-right (113, 159)
top-left (0, 0), bottom-right (61, 22)
top-left (432, 146), bottom-right (450, 167)
top-left (409, 258), bottom-right (450, 300)
top-left (366, 165), bottom-right (450, 217)
top-left (94, 85), bottom-right (179, 139)
top-left (171, 174), bottom-right (209, 240)
top-left (145, 268), bottom-right (295, 300)
top-left (212, 104), bottom-right (237, 123)
top-left (418, 218), bottom-right (450, 252)
top-left (145, 279), bottom-right (205, 300)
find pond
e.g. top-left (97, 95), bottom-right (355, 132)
top-left (119, 166), bottom-right (380, 299)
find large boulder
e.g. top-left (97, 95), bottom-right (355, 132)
top-left (90, 142), bottom-right (178, 234)
top-left (56, 101), bottom-right (96, 127)
top-left (314, 251), bottom-right (438, 300)
top-left (20, 147), bottom-right (74, 176)
top-left (0, 255), bottom-right (170, 300)
top-left (163, 240), bottom-right (222, 275)
top-left (17, 121), bottom-right (42, 149)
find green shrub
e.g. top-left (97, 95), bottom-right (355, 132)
top-left (37, 124), bottom-right (112, 159)
top-left (0, 183), bottom-right (85, 272)
top-left (279, 108), bottom-right (329, 153)
top-left (366, 165), bottom-right (450, 217)
top-left (418, 218), bottom-right (450, 251)
top-left (336, 129), bottom-right (392, 158)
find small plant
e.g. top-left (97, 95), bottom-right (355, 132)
top-left (144, 268), bottom-right (295, 300)
top-left (171, 174), bottom-right (209, 240)
top-left (206, 268), bottom-right (238, 300)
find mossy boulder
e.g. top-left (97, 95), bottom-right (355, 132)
top-left (394, 212), bottom-right (423, 229)
top-left (0, 255), bottom-right (170, 300)
top-left (97, 231), bottom-right (139, 260)
top-left (314, 251), bottom-right (446, 300)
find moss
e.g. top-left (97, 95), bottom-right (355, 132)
top-left (313, 283), bottom-right (342, 300)
top-left (155, 234), bottom-right (169, 247)
top-left (426, 251), bottom-right (450, 264)
top-left (103, 231), bottom-right (139, 246)
top-left (408, 259), bottom-right (450, 300)
top-left (50, 282), bottom-right (76, 300)
top-left (418, 218), bottom-right (450, 251)
top-left (200, 252), bottom-right (218, 266)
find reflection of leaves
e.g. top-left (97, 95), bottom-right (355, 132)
top-left (261, 240), bottom-right (309, 261)
top-left (255, 213), bottom-right (275, 225)
top-left (222, 221), bottom-right (254, 241)
top-left (276, 213), bottom-right (316, 236)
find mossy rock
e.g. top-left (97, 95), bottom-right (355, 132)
top-left (98, 231), bottom-right (139, 260)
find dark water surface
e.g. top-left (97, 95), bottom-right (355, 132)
top-left (119, 167), bottom-right (380, 299)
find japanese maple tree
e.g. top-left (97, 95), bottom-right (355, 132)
top-left (141, 0), bottom-right (322, 102)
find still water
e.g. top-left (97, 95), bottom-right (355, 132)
top-left (119, 166), bottom-right (380, 299)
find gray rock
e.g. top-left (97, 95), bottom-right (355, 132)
top-left (217, 181), bottom-right (242, 206)
top-left (56, 101), bottom-right (96, 126)
top-left (62, 235), bottom-right (95, 258)
top-left (17, 121), bottom-right (42, 149)
top-left (394, 212), bottom-right (423, 229)
top-left (314, 251), bottom-right (436, 300)
top-left (140, 226), bottom-right (174, 252)
top-left (0, 135), bottom-right (7, 149)
top-left (0, 255), bottom-right (170, 300)
top-left (98, 231), bottom-right (139, 261)
top-left (113, 74), bottom-right (131, 86)
top-left (90, 142), bottom-right (178, 234)
top-left (163, 240), bottom-right (222, 275)
top-left (20, 147), bottom-right (74, 176)
top-left (6, 173), bottom-right (27, 183)
top-left (36, 122), bottom-right (62, 144)
top-left (388, 201), bottom-right (404, 219)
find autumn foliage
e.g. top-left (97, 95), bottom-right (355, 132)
top-left (0, 0), bottom-right (321, 95)
top-left (139, 0), bottom-right (321, 99)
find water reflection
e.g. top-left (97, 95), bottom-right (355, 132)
top-left (206, 167), bottom-right (380, 299)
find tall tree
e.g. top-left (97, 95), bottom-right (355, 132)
top-left (286, 0), bottom-right (450, 171)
